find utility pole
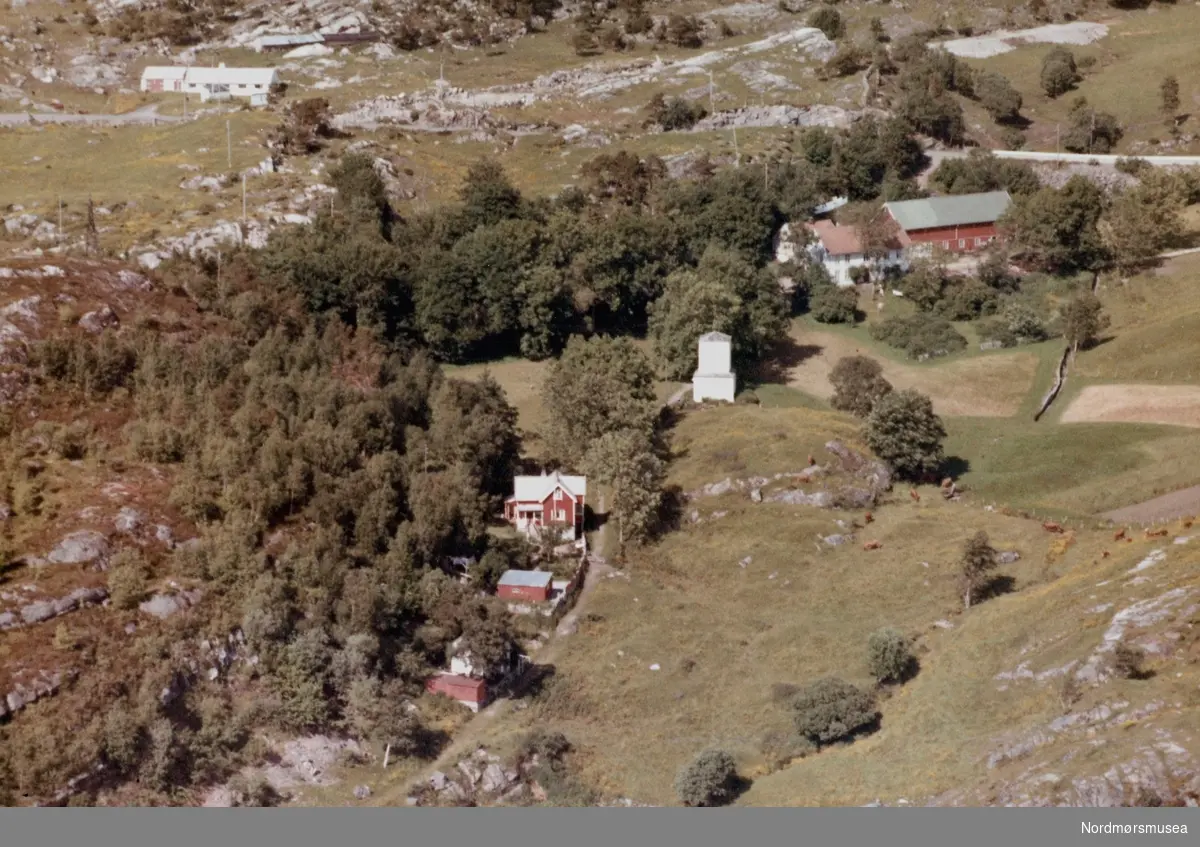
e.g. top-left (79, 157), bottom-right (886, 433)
top-left (226, 119), bottom-right (232, 168)
top-left (1090, 110), bottom-right (1096, 154)
top-left (732, 126), bottom-right (740, 167)
top-left (57, 197), bottom-right (63, 240)
top-left (241, 173), bottom-right (247, 221)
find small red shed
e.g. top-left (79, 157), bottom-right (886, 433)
top-left (496, 569), bottom-right (554, 603)
top-left (425, 673), bottom-right (488, 712)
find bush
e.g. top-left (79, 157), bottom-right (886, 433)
top-left (664, 14), bottom-right (703, 48)
top-left (1115, 157), bottom-right (1151, 176)
top-left (975, 71), bottom-right (1022, 123)
top-left (868, 313), bottom-right (967, 360)
top-left (867, 628), bottom-right (915, 684)
top-left (675, 749), bottom-right (738, 806)
top-left (807, 6), bottom-right (844, 40)
top-left (829, 355), bottom-right (892, 418)
top-left (865, 389), bottom-right (946, 480)
top-left (1000, 127), bottom-right (1026, 150)
top-left (809, 285), bottom-right (859, 324)
top-left (1110, 641), bottom-right (1146, 680)
top-left (108, 549), bottom-right (150, 611)
top-left (516, 728), bottom-right (572, 764)
top-left (791, 678), bottom-right (879, 746)
top-left (1040, 47), bottom-right (1079, 98)
top-left (645, 94), bottom-right (707, 131)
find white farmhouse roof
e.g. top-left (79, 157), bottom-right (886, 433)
top-left (498, 569), bottom-right (554, 588)
top-left (511, 471), bottom-right (586, 502)
top-left (141, 66), bottom-right (189, 83)
top-left (184, 66), bottom-right (280, 86)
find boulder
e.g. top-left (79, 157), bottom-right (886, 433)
top-left (480, 763), bottom-right (510, 794)
top-left (998, 550), bottom-right (1021, 565)
top-left (353, 784), bottom-right (372, 800)
top-left (79, 305), bottom-right (119, 333)
top-left (47, 530), bottom-right (109, 565)
top-left (429, 771), bottom-right (448, 791)
top-left (20, 599), bottom-right (56, 625)
top-left (114, 507), bottom-right (144, 533)
top-left (750, 487), bottom-right (763, 503)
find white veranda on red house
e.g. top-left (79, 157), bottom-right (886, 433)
top-left (503, 472), bottom-right (586, 541)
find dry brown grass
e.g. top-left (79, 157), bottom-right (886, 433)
top-left (1059, 384), bottom-right (1200, 428)
top-left (785, 326), bottom-right (1041, 418)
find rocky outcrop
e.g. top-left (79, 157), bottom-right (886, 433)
top-left (685, 441), bottom-right (892, 511)
top-left (139, 588), bottom-right (203, 620)
top-left (1, 586), bottom-right (108, 630)
top-left (47, 531), bottom-right (110, 565)
top-left (1, 668), bottom-right (77, 720)
top-left (410, 747), bottom-right (526, 807)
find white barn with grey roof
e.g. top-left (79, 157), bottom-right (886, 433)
top-left (140, 64), bottom-right (279, 103)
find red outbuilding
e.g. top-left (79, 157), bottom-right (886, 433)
top-left (496, 569), bottom-right (554, 603)
top-left (425, 673), bottom-right (488, 712)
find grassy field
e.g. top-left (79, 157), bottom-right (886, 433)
top-left (960, 5), bottom-right (1200, 154)
top-left (382, 402), bottom-right (1200, 807)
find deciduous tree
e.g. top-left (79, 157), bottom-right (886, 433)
top-left (865, 389), bottom-right (946, 480)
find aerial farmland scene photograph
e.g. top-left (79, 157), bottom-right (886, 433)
top-left (0, 0), bottom-right (1199, 812)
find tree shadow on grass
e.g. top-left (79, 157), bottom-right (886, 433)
top-left (978, 574), bottom-right (1017, 602)
top-left (942, 456), bottom-right (970, 479)
top-left (752, 337), bottom-right (824, 386)
top-left (652, 484), bottom-right (686, 539)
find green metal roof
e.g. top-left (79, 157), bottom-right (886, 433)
top-left (884, 191), bottom-right (1011, 232)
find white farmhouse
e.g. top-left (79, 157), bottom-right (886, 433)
top-left (140, 64), bottom-right (279, 103)
top-left (803, 219), bottom-right (908, 288)
top-left (692, 332), bottom-right (736, 404)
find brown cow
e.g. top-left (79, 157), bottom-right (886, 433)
top-left (1113, 528), bottom-right (1127, 541)
top-left (909, 489), bottom-right (920, 503)
top-left (1145, 528), bottom-right (1168, 538)
top-left (1042, 522), bottom-right (1064, 533)
top-left (1102, 550), bottom-right (1110, 559)
top-left (864, 512), bottom-right (874, 524)
top-left (863, 540), bottom-right (882, 551)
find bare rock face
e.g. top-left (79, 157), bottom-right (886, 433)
top-left (114, 506), bottom-right (144, 533)
top-left (139, 589), bottom-right (202, 620)
top-left (47, 530), bottom-right (110, 565)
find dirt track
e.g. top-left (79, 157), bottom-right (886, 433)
top-left (786, 329), bottom-right (1038, 417)
top-left (1102, 485), bottom-right (1200, 525)
top-left (1059, 385), bottom-right (1200, 428)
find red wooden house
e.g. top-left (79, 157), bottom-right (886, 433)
top-left (503, 472), bottom-right (586, 541)
top-left (884, 191), bottom-right (1011, 256)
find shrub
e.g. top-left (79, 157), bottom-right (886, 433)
top-left (865, 389), bottom-right (946, 480)
top-left (829, 355), bottom-right (893, 418)
top-left (867, 628), bottom-right (915, 684)
top-left (516, 728), bottom-right (572, 765)
top-left (1115, 157), bottom-right (1151, 177)
top-left (791, 678), bottom-right (879, 746)
top-left (645, 94), bottom-right (707, 131)
top-left (868, 313), bottom-right (967, 360)
top-left (1040, 47), bottom-right (1079, 98)
top-left (936, 278), bottom-right (998, 321)
top-left (1000, 127), bottom-right (1026, 150)
top-left (1110, 641), bottom-right (1146, 680)
top-left (807, 6), bottom-right (844, 40)
top-left (675, 749), bottom-right (738, 806)
top-left (108, 549), bottom-right (150, 611)
top-left (975, 71), bottom-right (1022, 123)
top-left (809, 285), bottom-right (859, 324)
top-left (664, 14), bottom-right (703, 48)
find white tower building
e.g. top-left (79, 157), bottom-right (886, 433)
top-left (692, 332), bottom-right (736, 403)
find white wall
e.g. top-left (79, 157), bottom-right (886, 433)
top-left (698, 338), bottom-right (731, 374)
top-left (693, 373), bottom-right (736, 403)
top-left (810, 246), bottom-right (909, 288)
